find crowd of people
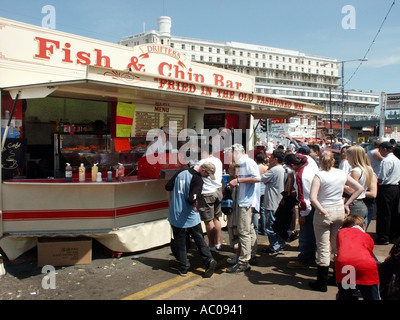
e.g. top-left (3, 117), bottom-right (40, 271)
top-left (164, 132), bottom-right (400, 300)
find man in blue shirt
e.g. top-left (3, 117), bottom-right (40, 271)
top-left (165, 162), bottom-right (217, 277)
top-left (225, 144), bottom-right (261, 273)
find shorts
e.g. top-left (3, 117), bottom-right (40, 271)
top-left (199, 190), bottom-right (222, 222)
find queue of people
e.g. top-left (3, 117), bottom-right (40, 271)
top-left (162, 134), bottom-right (400, 300)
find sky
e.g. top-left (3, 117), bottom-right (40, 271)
top-left (0, 0), bottom-right (399, 97)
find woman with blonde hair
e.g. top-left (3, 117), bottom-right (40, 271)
top-left (309, 151), bottom-right (364, 292)
top-left (344, 145), bottom-right (375, 224)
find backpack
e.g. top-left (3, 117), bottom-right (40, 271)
top-left (221, 187), bottom-right (234, 215)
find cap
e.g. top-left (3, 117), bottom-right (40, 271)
top-left (201, 162), bottom-right (216, 180)
top-left (223, 143), bottom-right (245, 154)
top-left (297, 145), bottom-right (310, 155)
top-left (379, 141), bottom-right (393, 149)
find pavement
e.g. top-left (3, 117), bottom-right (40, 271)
top-left (0, 218), bottom-right (395, 303)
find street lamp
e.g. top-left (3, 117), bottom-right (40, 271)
top-left (340, 58), bottom-right (368, 139)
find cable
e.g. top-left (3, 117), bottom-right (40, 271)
top-left (345, 0), bottom-right (396, 87)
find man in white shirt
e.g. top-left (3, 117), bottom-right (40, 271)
top-left (197, 144), bottom-right (224, 251)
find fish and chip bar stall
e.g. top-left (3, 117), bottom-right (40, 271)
top-left (0, 18), bottom-right (323, 261)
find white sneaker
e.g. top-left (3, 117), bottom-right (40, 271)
top-left (215, 243), bottom-right (222, 250)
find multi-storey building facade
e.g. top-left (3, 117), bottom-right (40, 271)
top-left (119, 16), bottom-right (380, 140)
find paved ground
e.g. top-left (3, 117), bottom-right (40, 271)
top-left (0, 219), bottom-right (393, 303)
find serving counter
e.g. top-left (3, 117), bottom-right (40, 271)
top-left (0, 176), bottom-right (171, 260)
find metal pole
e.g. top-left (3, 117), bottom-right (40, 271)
top-left (329, 87), bottom-right (332, 144)
top-left (341, 62), bottom-right (345, 139)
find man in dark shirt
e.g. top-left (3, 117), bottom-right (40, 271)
top-left (165, 162), bottom-right (217, 277)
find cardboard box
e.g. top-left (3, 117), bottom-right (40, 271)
top-left (37, 237), bottom-right (92, 267)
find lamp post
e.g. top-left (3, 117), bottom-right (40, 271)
top-left (340, 58), bottom-right (368, 139)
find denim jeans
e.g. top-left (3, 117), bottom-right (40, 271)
top-left (298, 207), bottom-right (316, 264)
top-left (252, 195), bottom-right (265, 235)
top-left (265, 209), bottom-right (286, 251)
top-left (171, 223), bottom-right (214, 272)
top-left (252, 208), bottom-right (259, 235)
top-left (258, 195), bottom-right (267, 235)
top-left (349, 200), bottom-right (367, 219)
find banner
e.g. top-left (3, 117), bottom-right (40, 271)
top-left (116, 102), bottom-right (135, 137)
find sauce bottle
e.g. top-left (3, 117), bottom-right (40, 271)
top-left (117, 163), bottom-right (124, 180)
top-left (65, 163), bottom-right (72, 182)
top-left (91, 163), bottom-right (98, 182)
top-left (79, 163), bottom-right (85, 182)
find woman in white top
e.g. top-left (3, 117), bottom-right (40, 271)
top-left (309, 151), bottom-right (364, 292)
top-left (344, 145), bottom-right (374, 221)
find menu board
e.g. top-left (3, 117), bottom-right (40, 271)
top-left (1, 138), bottom-right (26, 179)
top-left (163, 114), bottom-right (185, 133)
top-left (134, 112), bottom-right (160, 137)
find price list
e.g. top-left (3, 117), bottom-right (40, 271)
top-left (135, 112), bottom-right (160, 137)
top-left (163, 114), bottom-right (185, 133)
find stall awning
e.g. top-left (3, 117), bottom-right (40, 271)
top-left (5, 67), bottom-right (324, 120)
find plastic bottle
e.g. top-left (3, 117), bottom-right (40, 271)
top-left (96, 172), bottom-right (102, 182)
top-left (91, 163), bottom-right (98, 182)
top-left (79, 163), bottom-right (85, 182)
top-left (107, 171), bottom-right (112, 182)
top-left (65, 163), bottom-right (72, 182)
top-left (117, 163), bottom-right (124, 180)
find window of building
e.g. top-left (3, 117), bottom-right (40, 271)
top-left (262, 54), bottom-right (266, 59)
top-left (233, 50), bottom-right (236, 55)
top-left (256, 53), bottom-right (259, 58)
top-left (209, 47), bottom-right (212, 53)
top-left (247, 52), bottom-right (251, 57)
top-left (217, 57), bottom-right (220, 63)
top-left (192, 45), bottom-right (195, 51)
top-left (233, 59), bottom-right (236, 65)
top-left (263, 63), bottom-right (266, 68)
top-left (200, 56), bottom-right (204, 61)
top-left (240, 60), bottom-right (244, 65)
top-left (209, 57), bottom-right (213, 62)
top-left (256, 62), bottom-right (259, 67)
top-left (269, 55), bottom-right (273, 60)
top-left (192, 55), bottom-right (195, 60)
top-left (276, 56), bottom-right (279, 61)
top-left (247, 61), bottom-right (251, 66)
top-left (181, 44), bottom-right (185, 50)
top-left (225, 58), bottom-right (228, 63)
top-left (240, 51), bottom-right (243, 56)
top-left (217, 48), bottom-right (220, 54)
top-left (200, 46), bottom-right (204, 52)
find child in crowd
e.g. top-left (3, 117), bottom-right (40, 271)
top-left (335, 215), bottom-right (381, 300)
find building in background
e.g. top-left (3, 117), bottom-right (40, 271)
top-left (119, 16), bottom-right (380, 142)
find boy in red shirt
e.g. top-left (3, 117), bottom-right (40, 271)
top-left (335, 215), bottom-right (381, 300)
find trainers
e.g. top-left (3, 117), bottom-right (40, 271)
top-left (178, 269), bottom-right (188, 277)
top-left (204, 259), bottom-right (217, 278)
top-left (226, 263), bottom-right (250, 273)
top-left (215, 243), bottom-right (222, 250)
top-left (261, 247), bottom-right (279, 256)
top-left (286, 260), bottom-right (309, 269)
